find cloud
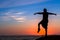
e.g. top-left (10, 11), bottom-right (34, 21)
top-left (0, 0), bottom-right (48, 8)
top-left (16, 12), bottom-right (24, 14)
top-left (0, 10), bottom-right (26, 22)
top-left (14, 18), bottom-right (25, 21)
top-left (10, 16), bottom-right (26, 22)
top-left (14, 18), bottom-right (25, 22)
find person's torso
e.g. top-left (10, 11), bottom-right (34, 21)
top-left (42, 12), bottom-right (48, 22)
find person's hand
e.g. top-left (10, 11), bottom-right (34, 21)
top-left (55, 14), bottom-right (57, 16)
top-left (34, 13), bottom-right (36, 15)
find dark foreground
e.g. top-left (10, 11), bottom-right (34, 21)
top-left (36, 35), bottom-right (60, 40)
top-left (0, 35), bottom-right (40, 40)
top-left (0, 35), bottom-right (60, 40)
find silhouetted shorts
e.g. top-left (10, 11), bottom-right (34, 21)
top-left (40, 20), bottom-right (48, 29)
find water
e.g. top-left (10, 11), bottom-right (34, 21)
top-left (0, 35), bottom-right (40, 40)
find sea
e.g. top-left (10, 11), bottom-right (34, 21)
top-left (0, 35), bottom-right (40, 40)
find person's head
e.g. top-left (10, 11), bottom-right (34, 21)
top-left (43, 8), bottom-right (47, 12)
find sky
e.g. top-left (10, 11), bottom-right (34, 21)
top-left (0, 0), bottom-right (60, 35)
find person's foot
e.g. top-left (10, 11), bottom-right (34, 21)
top-left (37, 28), bottom-right (40, 33)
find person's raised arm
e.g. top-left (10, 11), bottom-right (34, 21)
top-left (34, 12), bottom-right (43, 15)
top-left (48, 12), bottom-right (56, 15)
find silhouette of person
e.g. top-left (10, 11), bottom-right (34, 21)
top-left (34, 8), bottom-right (56, 36)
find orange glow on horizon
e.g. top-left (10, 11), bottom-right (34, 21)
top-left (0, 19), bottom-right (59, 35)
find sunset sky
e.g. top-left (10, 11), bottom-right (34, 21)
top-left (0, 0), bottom-right (60, 35)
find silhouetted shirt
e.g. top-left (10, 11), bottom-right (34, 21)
top-left (42, 12), bottom-right (48, 23)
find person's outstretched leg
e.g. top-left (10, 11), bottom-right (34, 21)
top-left (37, 22), bottom-right (41, 33)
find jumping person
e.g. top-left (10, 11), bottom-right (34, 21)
top-left (34, 8), bottom-right (56, 36)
